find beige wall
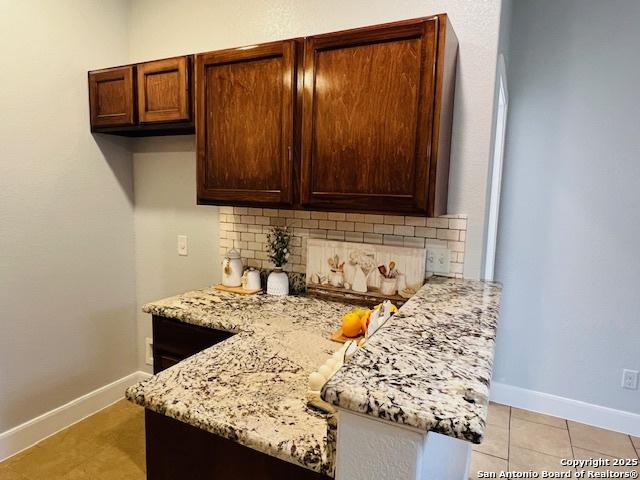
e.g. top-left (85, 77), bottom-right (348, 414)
top-left (132, 137), bottom-right (220, 372)
top-left (0, 0), bottom-right (136, 431)
top-left (128, 0), bottom-right (504, 370)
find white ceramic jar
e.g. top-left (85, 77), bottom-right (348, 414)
top-left (222, 248), bottom-right (243, 287)
top-left (267, 267), bottom-right (289, 296)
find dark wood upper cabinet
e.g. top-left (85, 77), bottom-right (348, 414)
top-left (88, 15), bottom-right (457, 215)
top-left (300, 15), bottom-right (457, 216)
top-left (88, 56), bottom-right (194, 136)
top-left (89, 66), bottom-right (135, 128)
top-left (138, 56), bottom-right (191, 124)
top-left (196, 41), bottom-right (297, 207)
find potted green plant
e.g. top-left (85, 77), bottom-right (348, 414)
top-left (266, 226), bottom-right (291, 296)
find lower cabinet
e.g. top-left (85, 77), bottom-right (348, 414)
top-left (145, 410), bottom-right (330, 480)
top-left (151, 315), bottom-right (233, 374)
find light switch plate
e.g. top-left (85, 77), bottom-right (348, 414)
top-left (177, 235), bottom-right (188, 256)
top-left (426, 245), bottom-right (450, 274)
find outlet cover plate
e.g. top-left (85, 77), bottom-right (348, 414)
top-left (145, 337), bottom-right (154, 366)
top-left (426, 245), bottom-right (450, 274)
top-left (622, 369), bottom-right (639, 390)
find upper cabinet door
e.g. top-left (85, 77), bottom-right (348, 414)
top-left (137, 56), bottom-right (191, 124)
top-left (89, 66), bottom-right (135, 128)
top-left (196, 41), bottom-right (297, 206)
top-left (301, 17), bottom-right (452, 215)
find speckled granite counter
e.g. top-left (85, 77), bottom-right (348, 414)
top-left (126, 277), bottom-right (501, 477)
top-left (126, 291), bottom-right (354, 476)
top-left (321, 277), bottom-right (501, 444)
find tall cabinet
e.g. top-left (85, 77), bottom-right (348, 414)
top-left (196, 41), bottom-right (298, 207)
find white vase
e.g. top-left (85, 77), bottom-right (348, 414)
top-left (267, 268), bottom-right (289, 296)
top-left (352, 267), bottom-right (368, 293)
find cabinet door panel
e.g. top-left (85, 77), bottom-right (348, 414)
top-left (89, 66), bottom-right (134, 127)
top-left (301, 19), bottom-right (439, 213)
top-left (138, 56), bottom-right (190, 124)
top-left (196, 42), bottom-right (296, 206)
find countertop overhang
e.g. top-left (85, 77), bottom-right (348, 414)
top-left (321, 277), bottom-right (502, 444)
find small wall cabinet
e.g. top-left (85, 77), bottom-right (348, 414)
top-left (195, 41), bottom-right (298, 207)
top-left (88, 66), bottom-right (135, 128)
top-left (88, 56), bottom-right (194, 136)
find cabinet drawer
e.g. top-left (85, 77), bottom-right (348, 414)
top-left (152, 315), bottom-right (232, 361)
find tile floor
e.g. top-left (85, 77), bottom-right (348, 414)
top-left (471, 403), bottom-right (640, 479)
top-left (0, 400), bottom-right (638, 479)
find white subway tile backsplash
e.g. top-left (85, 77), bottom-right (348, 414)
top-left (294, 211), bottom-right (311, 219)
top-left (394, 225), bottom-right (415, 236)
top-left (373, 224), bottom-right (394, 235)
top-left (345, 231), bottom-right (364, 243)
top-left (354, 222), bottom-right (373, 233)
top-left (415, 227), bottom-right (437, 238)
top-left (405, 216), bottom-right (427, 227)
top-left (384, 215), bottom-right (405, 225)
top-left (427, 217), bottom-right (449, 228)
top-left (448, 218), bottom-right (467, 230)
top-left (218, 209), bottom-right (467, 278)
top-left (346, 213), bottom-right (366, 222)
top-left (363, 233), bottom-right (383, 244)
top-left (302, 219), bottom-right (319, 229)
top-left (403, 237), bottom-right (425, 248)
top-left (336, 221), bottom-right (355, 231)
top-left (263, 208), bottom-right (279, 217)
top-left (318, 220), bottom-right (337, 230)
top-left (437, 228), bottom-right (459, 241)
top-left (383, 235), bottom-right (404, 246)
top-left (327, 230), bottom-right (345, 241)
top-left (364, 214), bottom-right (384, 224)
top-left (327, 212), bottom-right (346, 221)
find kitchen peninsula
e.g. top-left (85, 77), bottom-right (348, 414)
top-left (126, 277), bottom-right (501, 480)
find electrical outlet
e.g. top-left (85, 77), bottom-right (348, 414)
top-left (177, 235), bottom-right (188, 256)
top-left (145, 337), bottom-right (154, 366)
top-left (426, 245), bottom-right (450, 274)
top-left (621, 369), bottom-right (638, 390)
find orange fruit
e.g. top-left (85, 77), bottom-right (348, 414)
top-left (342, 312), bottom-right (363, 337)
top-left (360, 310), bottom-right (371, 332)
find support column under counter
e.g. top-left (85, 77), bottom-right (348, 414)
top-left (335, 409), bottom-right (471, 480)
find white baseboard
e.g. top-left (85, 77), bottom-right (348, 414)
top-left (0, 370), bottom-right (151, 462)
top-left (491, 381), bottom-right (640, 437)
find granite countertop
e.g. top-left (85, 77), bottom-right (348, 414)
top-left (125, 290), bottom-right (354, 477)
top-left (126, 277), bottom-right (501, 477)
top-left (321, 277), bottom-right (502, 443)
